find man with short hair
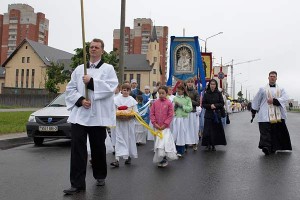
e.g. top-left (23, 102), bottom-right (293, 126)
top-left (251, 71), bottom-right (292, 155)
top-left (64, 38), bottom-right (118, 194)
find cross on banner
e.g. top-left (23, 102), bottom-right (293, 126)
top-left (213, 65), bottom-right (228, 89)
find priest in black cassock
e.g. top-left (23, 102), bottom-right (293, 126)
top-left (251, 71), bottom-right (292, 155)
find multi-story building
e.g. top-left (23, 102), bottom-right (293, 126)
top-left (0, 4), bottom-right (49, 65)
top-left (113, 18), bottom-right (168, 84)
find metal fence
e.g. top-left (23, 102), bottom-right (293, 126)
top-left (0, 93), bottom-right (58, 107)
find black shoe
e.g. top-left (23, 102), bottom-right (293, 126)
top-left (125, 157), bottom-right (131, 165)
top-left (262, 147), bottom-right (270, 155)
top-left (110, 161), bottom-right (119, 167)
top-left (205, 146), bottom-right (212, 151)
top-left (89, 159), bottom-right (93, 165)
top-left (96, 179), bottom-right (105, 186)
top-left (63, 186), bottom-right (85, 195)
top-left (211, 146), bottom-right (216, 151)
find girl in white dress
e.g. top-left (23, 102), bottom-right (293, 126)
top-left (150, 86), bottom-right (178, 167)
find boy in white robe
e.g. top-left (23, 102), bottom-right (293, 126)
top-left (111, 84), bottom-right (138, 167)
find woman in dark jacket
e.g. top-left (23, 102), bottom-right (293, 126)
top-left (201, 79), bottom-right (227, 151)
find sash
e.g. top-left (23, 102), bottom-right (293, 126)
top-left (265, 85), bottom-right (282, 123)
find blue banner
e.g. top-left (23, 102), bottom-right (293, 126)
top-left (167, 36), bottom-right (206, 92)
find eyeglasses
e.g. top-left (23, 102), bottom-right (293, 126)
top-left (90, 46), bottom-right (101, 49)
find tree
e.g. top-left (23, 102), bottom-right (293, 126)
top-left (237, 91), bottom-right (244, 101)
top-left (45, 62), bottom-right (70, 93)
top-left (70, 43), bottom-right (119, 73)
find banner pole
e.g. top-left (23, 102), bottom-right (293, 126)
top-left (80, 0), bottom-right (88, 99)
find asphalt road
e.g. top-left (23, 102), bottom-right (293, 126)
top-left (0, 111), bottom-right (299, 200)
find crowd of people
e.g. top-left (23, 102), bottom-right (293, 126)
top-left (63, 38), bottom-right (292, 195)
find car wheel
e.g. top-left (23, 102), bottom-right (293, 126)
top-left (33, 137), bottom-right (44, 146)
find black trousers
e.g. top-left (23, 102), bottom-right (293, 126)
top-left (70, 123), bottom-right (107, 188)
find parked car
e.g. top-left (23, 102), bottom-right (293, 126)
top-left (26, 93), bottom-right (71, 145)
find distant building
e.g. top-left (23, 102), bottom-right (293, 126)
top-left (113, 18), bottom-right (168, 84)
top-left (1, 39), bottom-right (73, 94)
top-left (0, 4), bottom-right (49, 65)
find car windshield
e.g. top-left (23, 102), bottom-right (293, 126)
top-left (48, 93), bottom-right (67, 107)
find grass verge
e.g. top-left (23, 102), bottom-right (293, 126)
top-left (0, 111), bottom-right (32, 134)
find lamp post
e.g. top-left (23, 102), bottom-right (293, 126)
top-left (199, 32), bottom-right (223, 52)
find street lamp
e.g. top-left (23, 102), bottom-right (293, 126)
top-left (199, 32), bottom-right (223, 52)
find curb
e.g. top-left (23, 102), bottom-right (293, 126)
top-left (0, 136), bottom-right (33, 150)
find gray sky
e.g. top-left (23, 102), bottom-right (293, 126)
top-left (1, 0), bottom-right (299, 102)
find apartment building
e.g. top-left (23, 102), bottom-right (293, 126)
top-left (113, 18), bottom-right (168, 84)
top-left (0, 4), bottom-right (49, 65)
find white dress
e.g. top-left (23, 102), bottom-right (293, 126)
top-left (153, 128), bottom-right (178, 163)
top-left (135, 120), bottom-right (147, 144)
top-left (114, 95), bottom-right (138, 159)
top-left (186, 112), bottom-right (199, 144)
top-left (172, 117), bottom-right (189, 146)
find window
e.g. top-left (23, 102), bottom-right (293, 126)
top-left (124, 74), bottom-right (127, 81)
top-left (137, 74), bottom-right (141, 89)
top-left (153, 69), bottom-right (156, 74)
top-left (27, 57), bottom-right (30, 63)
top-left (22, 57), bottom-right (25, 63)
top-left (21, 69), bottom-right (24, 88)
top-left (153, 81), bottom-right (156, 87)
top-left (31, 69), bottom-right (35, 88)
top-left (15, 69), bottom-right (19, 87)
top-left (26, 69), bottom-right (29, 88)
top-left (154, 57), bottom-right (157, 62)
top-left (130, 74), bottom-right (134, 82)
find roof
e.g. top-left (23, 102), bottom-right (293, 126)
top-left (124, 54), bottom-right (152, 71)
top-left (0, 67), bottom-right (5, 78)
top-left (2, 39), bottom-right (74, 67)
top-left (150, 26), bottom-right (158, 42)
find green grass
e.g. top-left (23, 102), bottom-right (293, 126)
top-left (0, 111), bottom-right (32, 134)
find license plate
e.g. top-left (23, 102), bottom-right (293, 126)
top-left (39, 126), bottom-right (58, 132)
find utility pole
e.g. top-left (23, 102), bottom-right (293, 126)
top-left (118, 0), bottom-right (126, 83)
top-left (224, 58), bottom-right (260, 98)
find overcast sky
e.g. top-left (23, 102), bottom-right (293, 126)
top-left (1, 0), bottom-right (299, 102)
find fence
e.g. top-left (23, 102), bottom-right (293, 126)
top-left (0, 93), bottom-right (59, 107)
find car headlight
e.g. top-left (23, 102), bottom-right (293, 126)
top-left (28, 115), bottom-right (36, 122)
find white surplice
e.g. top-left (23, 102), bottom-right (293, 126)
top-left (65, 63), bottom-right (118, 126)
top-left (252, 85), bottom-right (288, 122)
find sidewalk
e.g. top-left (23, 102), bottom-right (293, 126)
top-left (0, 108), bottom-right (40, 112)
top-left (0, 132), bottom-right (27, 141)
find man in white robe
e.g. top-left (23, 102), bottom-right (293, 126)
top-left (63, 38), bottom-right (118, 195)
top-left (251, 71), bottom-right (292, 155)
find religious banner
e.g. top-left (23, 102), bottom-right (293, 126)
top-left (213, 65), bottom-right (229, 89)
top-left (167, 36), bottom-right (206, 92)
top-left (201, 52), bottom-right (212, 81)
